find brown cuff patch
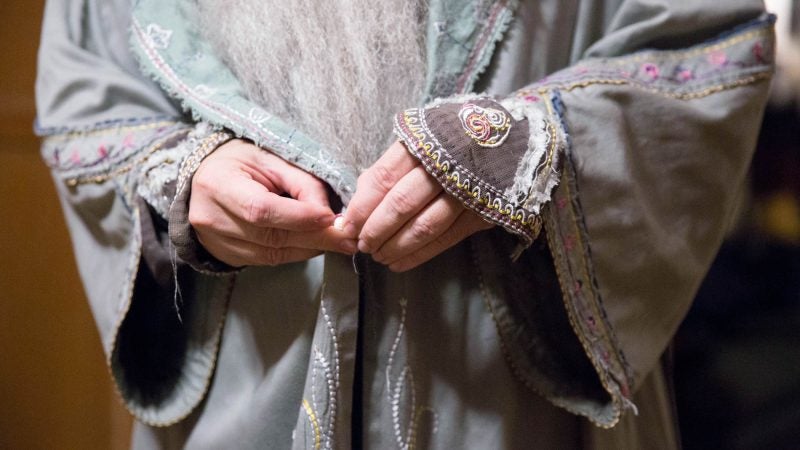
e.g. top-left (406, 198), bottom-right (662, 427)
top-left (393, 98), bottom-right (541, 245)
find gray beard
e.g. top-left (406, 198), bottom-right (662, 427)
top-left (197, 0), bottom-right (428, 172)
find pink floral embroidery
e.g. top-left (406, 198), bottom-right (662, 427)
top-left (523, 95), bottom-right (540, 103)
top-left (70, 150), bottom-right (81, 165)
top-left (678, 69), bottom-right (693, 82)
top-left (586, 315), bottom-right (598, 333)
top-left (564, 234), bottom-right (576, 252)
top-left (97, 144), bottom-right (109, 158)
top-left (642, 63), bottom-right (660, 80)
top-left (752, 42), bottom-right (765, 63)
top-left (708, 50), bottom-right (728, 66)
top-left (122, 133), bottom-right (135, 149)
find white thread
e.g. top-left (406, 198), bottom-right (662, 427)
top-left (319, 300), bottom-right (340, 450)
top-left (384, 298), bottom-right (436, 450)
top-left (311, 345), bottom-right (320, 417)
top-left (501, 98), bottom-right (562, 215)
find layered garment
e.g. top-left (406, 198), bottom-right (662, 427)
top-left (36, 0), bottom-right (774, 448)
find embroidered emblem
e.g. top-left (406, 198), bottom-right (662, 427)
top-left (458, 103), bottom-right (512, 147)
top-left (144, 23), bottom-right (173, 50)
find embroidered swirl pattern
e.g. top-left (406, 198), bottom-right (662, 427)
top-left (458, 103), bottom-right (512, 147)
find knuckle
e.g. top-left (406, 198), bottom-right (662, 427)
top-left (432, 231), bottom-right (458, 251)
top-left (260, 228), bottom-right (289, 248)
top-left (360, 229), bottom-right (380, 250)
top-left (387, 189), bottom-right (416, 217)
top-left (409, 216), bottom-right (437, 242)
top-left (188, 209), bottom-right (212, 229)
top-left (246, 198), bottom-right (272, 224)
top-left (346, 203), bottom-right (371, 226)
top-left (371, 248), bottom-right (386, 262)
top-left (191, 171), bottom-right (213, 192)
top-left (259, 248), bottom-right (285, 266)
top-left (370, 164), bottom-right (398, 192)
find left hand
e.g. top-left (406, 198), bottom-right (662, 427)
top-left (343, 141), bottom-right (493, 272)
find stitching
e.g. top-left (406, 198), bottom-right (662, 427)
top-left (319, 300), bottom-right (340, 450)
top-left (311, 346), bottom-right (319, 427)
top-left (384, 298), bottom-right (436, 450)
top-left (130, 19), bottom-right (354, 197)
top-left (42, 120), bottom-right (178, 142)
top-left (454, 0), bottom-right (509, 92)
top-left (393, 108), bottom-right (542, 243)
top-left (42, 123), bottom-right (186, 175)
top-left (302, 398), bottom-right (322, 450)
top-left (468, 238), bottom-right (596, 420)
top-left (545, 71), bottom-right (772, 100)
top-left (613, 28), bottom-right (770, 65)
top-left (517, 21), bottom-right (773, 102)
top-left (35, 116), bottom-right (177, 138)
top-left (312, 347), bottom-right (335, 447)
top-left (173, 130), bottom-right (233, 202)
top-left (106, 204), bottom-right (237, 427)
top-left (63, 128), bottom-right (189, 186)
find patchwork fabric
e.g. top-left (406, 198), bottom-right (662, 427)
top-left (394, 96), bottom-right (562, 247)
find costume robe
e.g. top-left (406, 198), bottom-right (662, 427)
top-left (36, 0), bottom-right (774, 448)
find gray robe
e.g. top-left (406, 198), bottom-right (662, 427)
top-left (36, 0), bottom-right (773, 448)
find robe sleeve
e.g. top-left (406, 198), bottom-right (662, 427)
top-left (393, 2), bottom-right (774, 426)
top-left (36, 0), bottom-right (236, 426)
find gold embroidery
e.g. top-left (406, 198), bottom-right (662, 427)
top-left (45, 120), bottom-right (177, 142)
top-left (302, 398), bottom-right (322, 450)
top-left (64, 128), bottom-right (189, 186)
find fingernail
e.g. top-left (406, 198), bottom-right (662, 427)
top-left (358, 240), bottom-right (371, 253)
top-left (333, 214), bottom-right (345, 231)
top-left (340, 239), bottom-right (358, 254)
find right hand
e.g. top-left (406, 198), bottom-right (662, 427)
top-left (188, 139), bottom-right (357, 267)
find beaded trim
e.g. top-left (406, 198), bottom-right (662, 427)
top-left (393, 108), bottom-right (542, 245)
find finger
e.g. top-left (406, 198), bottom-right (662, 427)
top-left (372, 194), bottom-right (462, 264)
top-left (357, 166), bottom-right (442, 253)
top-left (257, 152), bottom-right (332, 209)
top-left (216, 178), bottom-right (335, 230)
top-left (387, 212), bottom-right (494, 272)
top-left (197, 233), bottom-right (323, 267)
top-left (198, 214), bottom-right (358, 254)
top-left (343, 141), bottom-right (418, 237)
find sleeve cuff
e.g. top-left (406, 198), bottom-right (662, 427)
top-left (168, 128), bottom-right (237, 274)
top-left (393, 94), bottom-right (565, 248)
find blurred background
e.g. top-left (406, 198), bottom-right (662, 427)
top-left (0, 1), bottom-right (797, 449)
top-left (0, 1), bottom-right (131, 449)
top-left (674, 1), bottom-right (800, 448)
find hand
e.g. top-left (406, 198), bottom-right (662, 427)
top-left (343, 141), bottom-right (493, 272)
top-left (189, 139), bottom-right (357, 267)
